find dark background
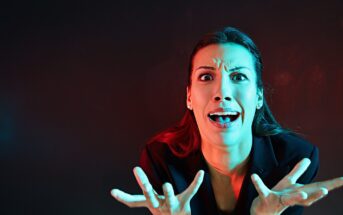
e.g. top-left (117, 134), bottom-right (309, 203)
top-left (1, 0), bottom-right (342, 214)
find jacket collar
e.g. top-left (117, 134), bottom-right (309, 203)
top-left (191, 135), bottom-right (280, 177)
top-left (235, 135), bottom-right (290, 214)
top-left (184, 135), bottom-right (290, 214)
top-left (192, 135), bottom-right (286, 214)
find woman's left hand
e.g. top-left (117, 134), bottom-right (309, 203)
top-left (250, 158), bottom-right (343, 215)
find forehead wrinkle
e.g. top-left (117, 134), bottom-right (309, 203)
top-left (212, 58), bottom-right (231, 73)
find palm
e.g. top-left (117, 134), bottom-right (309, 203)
top-left (148, 196), bottom-right (190, 215)
top-left (145, 189), bottom-right (191, 215)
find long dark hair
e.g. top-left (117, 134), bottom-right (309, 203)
top-left (147, 27), bottom-right (287, 157)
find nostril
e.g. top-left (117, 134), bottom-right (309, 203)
top-left (214, 96), bottom-right (231, 101)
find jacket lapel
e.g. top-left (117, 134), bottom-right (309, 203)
top-left (172, 135), bottom-right (291, 214)
top-left (235, 135), bottom-right (291, 214)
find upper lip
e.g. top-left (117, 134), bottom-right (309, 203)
top-left (207, 107), bottom-right (240, 115)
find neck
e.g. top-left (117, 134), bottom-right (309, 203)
top-left (201, 134), bottom-right (253, 177)
top-left (201, 134), bottom-right (253, 207)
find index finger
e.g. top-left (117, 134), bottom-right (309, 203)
top-left (182, 170), bottom-right (204, 201)
top-left (133, 166), bottom-right (160, 208)
top-left (284, 158), bottom-right (311, 184)
top-left (133, 167), bottom-right (151, 188)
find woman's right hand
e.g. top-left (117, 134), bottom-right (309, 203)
top-left (111, 167), bottom-right (204, 215)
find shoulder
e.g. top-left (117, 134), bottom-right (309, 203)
top-left (139, 141), bottom-right (204, 193)
top-left (138, 142), bottom-right (172, 191)
top-left (266, 132), bottom-right (319, 183)
top-left (268, 132), bottom-right (318, 163)
top-left (140, 141), bottom-right (177, 166)
top-left (138, 141), bottom-right (186, 190)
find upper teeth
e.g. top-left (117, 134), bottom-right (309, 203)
top-left (209, 112), bottom-right (238, 116)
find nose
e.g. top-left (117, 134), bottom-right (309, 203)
top-left (214, 96), bottom-right (231, 101)
top-left (213, 73), bottom-right (232, 102)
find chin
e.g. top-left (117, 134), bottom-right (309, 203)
top-left (209, 133), bottom-right (241, 148)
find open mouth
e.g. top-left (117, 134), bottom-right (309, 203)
top-left (207, 111), bottom-right (240, 124)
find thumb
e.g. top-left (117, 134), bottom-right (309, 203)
top-left (182, 170), bottom-right (205, 201)
top-left (251, 174), bottom-right (271, 198)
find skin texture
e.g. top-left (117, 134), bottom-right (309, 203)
top-left (111, 161), bottom-right (343, 215)
top-left (250, 158), bottom-right (343, 215)
top-left (187, 43), bottom-right (262, 151)
top-left (186, 43), bottom-right (263, 211)
top-left (111, 42), bottom-right (343, 214)
top-left (111, 167), bottom-right (204, 215)
top-left (186, 43), bottom-right (263, 176)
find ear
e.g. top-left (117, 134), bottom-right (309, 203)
top-left (256, 88), bottom-right (263, 109)
top-left (186, 86), bottom-right (192, 110)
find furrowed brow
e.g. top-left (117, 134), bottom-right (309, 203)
top-left (229, 66), bottom-right (249, 71)
top-left (194, 66), bottom-right (216, 71)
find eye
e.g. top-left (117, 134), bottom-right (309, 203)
top-left (231, 73), bottom-right (248, 82)
top-left (199, 73), bottom-right (213, 81)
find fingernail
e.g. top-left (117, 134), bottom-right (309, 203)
top-left (152, 200), bottom-right (159, 208)
top-left (302, 158), bottom-right (311, 165)
top-left (163, 182), bottom-right (171, 190)
top-left (300, 191), bottom-right (308, 200)
top-left (321, 187), bottom-right (328, 195)
top-left (198, 170), bottom-right (205, 179)
top-left (111, 189), bottom-right (118, 198)
top-left (133, 166), bottom-right (141, 173)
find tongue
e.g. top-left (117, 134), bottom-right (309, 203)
top-left (215, 116), bottom-right (231, 123)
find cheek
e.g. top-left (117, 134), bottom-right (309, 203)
top-left (237, 87), bottom-right (258, 113)
top-left (190, 87), bottom-right (212, 125)
top-left (191, 87), bottom-right (212, 107)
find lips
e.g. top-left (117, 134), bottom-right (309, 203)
top-left (207, 107), bottom-right (240, 129)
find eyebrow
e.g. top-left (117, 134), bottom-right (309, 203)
top-left (194, 66), bottom-right (216, 71)
top-left (194, 66), bottom-right (249, 72)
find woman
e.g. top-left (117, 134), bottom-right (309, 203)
top-left (111, 27), bottom-right (343, 214)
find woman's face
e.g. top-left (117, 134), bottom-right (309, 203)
top-left (187, 43), bottom-right (263, 149)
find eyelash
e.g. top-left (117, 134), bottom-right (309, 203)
top-left (231, 73), bottom-right (248, 81)
top-left (198, 73), bottom-right (248, 82)
top-left (199, 73), bottom-right (214, 81)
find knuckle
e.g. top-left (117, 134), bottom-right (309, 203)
top-left (167, 206), bottom-right (174, 213)
top-left (286, 176), bottom-right (294, 184)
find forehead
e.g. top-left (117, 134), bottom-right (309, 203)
top-left (192, 43), bottom-right (254, 69)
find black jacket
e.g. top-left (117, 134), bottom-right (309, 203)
top-left (139, 133), bottom-right (319, 215)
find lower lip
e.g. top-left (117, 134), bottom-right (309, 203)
top-left (208, 116), bottom-right (239, 129)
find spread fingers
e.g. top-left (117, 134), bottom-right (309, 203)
top-left (162, 183), bottom-right (178, 210)
top-left (111, 189), bottom-right (147, 208)
top-left (133, 166), bottom-right (160, 208)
